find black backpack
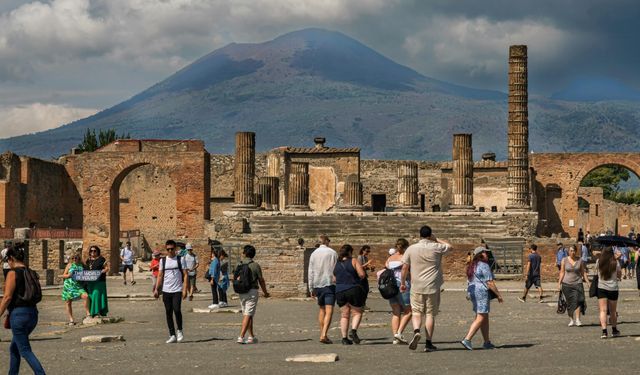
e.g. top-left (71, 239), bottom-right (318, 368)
top-left (19, 268), bottom-right (42, 305)
top-left (378, 268), bottom-right (399, 299)
top-left (232, 261), bottom-right (254, 294)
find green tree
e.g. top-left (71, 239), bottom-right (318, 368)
top-left (77, 129), bottom-right (130, 152)
top-left (580, 165), bottom-right (630, 198)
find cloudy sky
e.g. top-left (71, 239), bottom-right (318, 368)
top-left (1, 0), bottom-right (639, 138)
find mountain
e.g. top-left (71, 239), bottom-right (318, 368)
top-left (551, 77), bottom-right (640, 101)
top-left (2, 28), bottom-right (640, 160)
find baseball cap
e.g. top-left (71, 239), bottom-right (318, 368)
top-left (473, 247), bottom-right (487, 256)
top-left (185, 243), bottom-right (193, 250)
top-left (388, 248), bottom-right (396, 255)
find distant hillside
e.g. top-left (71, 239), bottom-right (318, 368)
top-left (1, 28), bottom-right (640, 160)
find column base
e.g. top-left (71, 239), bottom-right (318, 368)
top-left (337, 205), bottom-right (365, 211)
top-left (231, 204), bottom-right (259, 211)
top-left (449, 205), bottom-right (475, 212)
top-left (505, 205), bottom-right (531, 212)
top-left (286, 205), bottom-right (311, 211)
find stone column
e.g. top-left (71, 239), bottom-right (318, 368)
top-left (397, 161), bottom-right (420, 211)
top-left (450, 133), bottom-right (475, 211)
top-left (258, 176), bottom-right (279, 210)
top-left (339, 175), bottom-right (364, 211)
top-left (233, 132), bottom-right (257, 209)
top-left (287, 162), bottom-right (310, 211)
top-left (506, 45), bottom-right (531, 210)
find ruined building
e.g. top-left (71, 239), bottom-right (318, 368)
top-left (2, 45), bottom-right (639, 295)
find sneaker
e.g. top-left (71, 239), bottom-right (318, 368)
top-left (568, 320), bottom-right (575, 327)
top-left (575, 319), bottom-right (583, 327)
top-left (176, 330), bottom-right (184, 342)
top-left (612, 328), bottom-right (621, 337)
top-left (237, 336), bottom-right (245, 344)
top-left (246, 336), bottom-right (258, 344)
top-left (460, 339), bottom-right (473, 350)
top-left (219, 302), bottom-right (228, 308)
top-left (341, 337), bottom-right (353, 345)
top-left (408, 332), bottom-right (421, 350)
top-left (424, 342), bottom-right (437, 352)
top-left (393, 333), bottom-right (408, 345)
top-left (601, 331), bottom-right (608, 339)
top-left (517, 297), bottom-right (526, 303)
top-left (349, 330), bottom-right (361, 344)
top-left (166, 335), bottom-right (177, 344)
top-left (207, 304), bottom-right (219, 309)
top-left (482, 341), bottom-right (496, 349)
top-left (392, 338), bottom-right (400, 345)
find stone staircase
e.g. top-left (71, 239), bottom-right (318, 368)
top-left (248, 213), bottom-right (511, 242)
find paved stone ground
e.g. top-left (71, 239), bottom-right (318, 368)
top-left (1, 278), bottom-right (639, 374)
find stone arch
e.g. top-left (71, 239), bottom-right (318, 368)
top-left (571, 159), bottom-right (640, 192)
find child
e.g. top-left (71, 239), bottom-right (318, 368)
top-left (218, 249), bottom-right (229, 307)
top-left (150, 251), bottom-right (161, 293)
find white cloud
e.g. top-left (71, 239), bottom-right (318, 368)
top-left (403, 16), bottom-right (580, 80)
top-left (0, 103), bottom-right (97, 138)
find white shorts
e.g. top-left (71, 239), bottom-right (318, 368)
top-left (240, 289), bottom-right (259, 316)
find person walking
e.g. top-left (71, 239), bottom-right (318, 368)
top-left (386, 238), bottom-right (412, 344)
top-left (596, 247), bottom-right (621, 339)
top-left (149, 251), bottom-right (161, 294)
top-left (218, 249), bottom-right (229, 307)
top-left (400, 225), bottom-right (452, 352)
top-left (154, 240), bottom-right (188, 343)
top-left (558, 245), bottom-right (589, 327)
top-left (120, 241), bottom-right (136, 285)
top-left (518, 244), bottom-right (544, 302)
top-left (61, 251), bottom-right (90, 325)
top-left (556, 242), bottom-right (568, 271)
top-left (208, 249), bottom-right (221, 309)
top-left (184, 244), bottom-right (199, 300)
top-left (334, 244), bottom-right (366, 345)
top-left (85, 245), bottom-right (110, 317)
top-left (308, 234), bottom-right (338, 344)
top-left (579, 241), bottom-right (590, 263)
top-left (461, 247), bottom-right (503, 350)
top-left (635, 247), bottom-right (640, 296)
top-left (235, 245), bottom-right (270, 344)
top-left (357, 245), bottom-right (374, 306)
top-left (1, 247), bottom-right (10, 280)
top-left (0, 246), bottom-right (46, 375)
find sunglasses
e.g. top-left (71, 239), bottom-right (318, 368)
top-left (89, 249), bottom-right (97, 253)
top-left (166, 247), bottom-right (176, 251)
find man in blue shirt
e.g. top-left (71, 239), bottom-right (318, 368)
top-left (555, 243), bottom-right (567, 271)
top-left (579, 242), bottom-right (589, 263)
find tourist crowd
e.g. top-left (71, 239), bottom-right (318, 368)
top-left (2, 225), bottom-right (640, 373)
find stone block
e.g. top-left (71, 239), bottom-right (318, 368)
top-left (81, 335), bottom-right (125, 343)
top-left (82, 316), bottom-right (124, 325)
top-left (285, 353), bottom-right (339, 363)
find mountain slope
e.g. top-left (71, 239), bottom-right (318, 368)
top-left (1, 28), bottom-right (639, 160)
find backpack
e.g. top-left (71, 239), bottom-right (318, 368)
top-left (232, 261), bottom-right (254, 294)
top-left (377, 268), bottom-right (399, 299)
top-left (19, 268), bottom-right (42, 305)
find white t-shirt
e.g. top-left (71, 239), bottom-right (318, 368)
top-left (1, 248), bottom-right (9, 270)
top-left (160, 256), bottom-right (186, 293)
top-left (184, 253), bottom-right (198, 276)
top-left (120, 247), bottom-right (134, 265)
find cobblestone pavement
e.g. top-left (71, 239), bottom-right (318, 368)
top-left (1, 278), bottom-right (639, 374)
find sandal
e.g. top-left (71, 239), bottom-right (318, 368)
top-left (131, 281), bottom-right (137, 285)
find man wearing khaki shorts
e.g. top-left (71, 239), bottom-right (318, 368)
top-left (400, 225), bottom-right (452, 352)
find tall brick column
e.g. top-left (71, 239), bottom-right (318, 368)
top-left (506, 45), bottom-right (531, 210)
top-left (233, 132), bottom-right (257, 210)
top-left (339, 175), bottom-right (364, 211)
top-left (397, 161), bottom-right (420, 211)
top-left (450, 133), bottom-right (475, 211)
top-left (287, 162), bottom-right (310, 211)
top-left (258, 176), bottom-right (279, 211)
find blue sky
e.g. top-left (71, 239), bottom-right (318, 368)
top-left (1, 0), bottom-right (639, 138)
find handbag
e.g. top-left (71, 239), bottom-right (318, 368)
top-left (473, 269), bottom-right (499, 300)
top-left (589, 274), bottom-right (599, 298)
top-left (557, 291), bottom-right (567, 314)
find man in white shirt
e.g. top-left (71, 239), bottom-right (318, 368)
top-left (308, 234), bottom-right (338, 344)
top-left (120, 241), bottom-right (136, 285)
top-left (154, 240), bottom-right (188, 343)
top-left (400, 225), bottom-right (452, 352)
top-left (1, 247), bottom-right (9, 280)
top-left (183, 243), bottom-right (199, 301)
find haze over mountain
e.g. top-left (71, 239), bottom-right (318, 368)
top-left (1, 28), bottom-right (640, 160)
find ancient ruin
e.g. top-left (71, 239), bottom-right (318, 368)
top-left (2, 45), bottom-right (640, 296)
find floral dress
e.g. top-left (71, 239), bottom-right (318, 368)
top-left (62, 262), bottom-right (87, 301)
top-left (467, 261), bottom-right (494, 314)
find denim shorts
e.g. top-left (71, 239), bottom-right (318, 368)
top-left (388, 290), bottom-right (411, 308)
top-left (314, 286), bottom-right (336, 306)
